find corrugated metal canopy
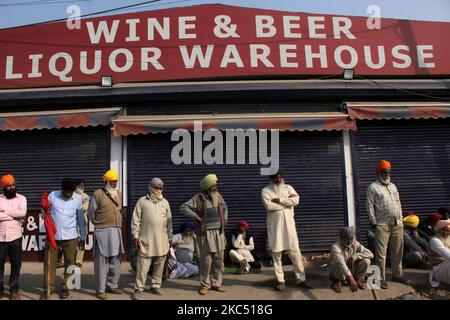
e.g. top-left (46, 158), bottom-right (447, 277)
top-left (0, 107), bottom-right (121, 131)
top-left (113, 112), bottom-right (356, 136)
top-left (346, 102), bottom-right (450, 121)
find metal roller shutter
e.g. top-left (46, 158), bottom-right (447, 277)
top-left (352, 119), bottom-right (450, 245)
top-left (127, 131), bottom-right (346, 252)
top-left (0, 126), bottom-right (110, 209)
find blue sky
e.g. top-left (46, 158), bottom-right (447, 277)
top-left (1, 0), bottom-right (450, 29)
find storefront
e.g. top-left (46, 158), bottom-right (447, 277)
top-left (0, 4), bottom-right (449, 260)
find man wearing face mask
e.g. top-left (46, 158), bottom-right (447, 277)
top-left (180, 173), bottom-right (228, 295)
top-left (74, 179), bottom-right (90, 268)
top-left (131, 178), bottom-right (172, 300)
top-left (0, 174), bottom-right (27, 300)
top-left (329, 227), bottom-right (373, 293)
top-left (367, 160), bottom-right (411, 289)
top-left (40, 178), bottom-right (86, 300)
top-left (261, 168), bottom-right (312, 291)
top-left (88, 170), bottom-right (124, 300)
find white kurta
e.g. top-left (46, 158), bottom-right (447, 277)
top-left (261, 183), bottom-right (300, 253)
top-left (131, 195), bottom-right (172, 257)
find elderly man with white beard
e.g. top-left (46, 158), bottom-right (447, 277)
top-left (261, 168), bottom-right (312, 291)
top-left (131, 178), bottom-right (172, 300)
top-left (180, 173), bottom-right (228, 295)
top-left (329, 226), bottom-right (373, 293)
top-left (428, 220), bottom-right (450, 287)
top-left (88, 170), bottom-right (124, 300)
top-left (366, 160), bottom-right (411, 289)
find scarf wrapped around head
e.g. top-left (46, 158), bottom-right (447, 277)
top-left (339, 226), bottom-right (356, 239)
top-left (403, 215), bottom-right (420, 228)
top-left (436, 220), bottom-right (450, 232)
top-left (148, 178), bottom-right (164, 202)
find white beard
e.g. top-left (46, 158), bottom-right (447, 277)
top-left (272, 181), bottom-right (284, 197)
top-left (378, 175), bottom-right (391, 185)
top-left (209, 191), bottom-right (219, 208)
top-left (439, 235), bottom-right (450, 249)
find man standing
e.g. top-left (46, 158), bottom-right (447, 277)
top-left (88, 170), bottom-right (124, 300)
top-left (329, 227), bottom-right (373, 293)
top-left (75, 179), bottom-right (90, 268)
top-left (428, 220), bottom-right (450, 287)
top-left (366, 160), bottom-right (411, 289)
top-left (131, 178), bottom-right (172, 300)
top-left (180, 173), bottom-right (228, 295)
top-left (261, 168), bottom-right (312, 291)
top-left (41, 178), bottom-right (86, 300)
top-left (0, 174), bottom-right (27, 300)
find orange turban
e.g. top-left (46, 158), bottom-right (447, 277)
top-left (0, 174), bottom-right (15, 189)
top-left (376, 160), bottom-right (391, 172)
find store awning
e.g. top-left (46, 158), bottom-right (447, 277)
top-left (112, 112), bottom-right (356, 136)
top-left (0, 107), bottom-right (121, 131)
top-left (345, 102), bottom-right (450, 120)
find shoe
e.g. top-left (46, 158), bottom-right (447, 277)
top-left (392, 277), bottom-right (412, 286)
top-left (76, 263), bottom-right (83, 268)
top-left (131, 290), bottom-right (145, 300)
top-left (297, 281), bottom-right (313, 289)
top-left (199, 288), bottom-right (208, 295)
top-left (60, 288), bottom-right (70, 300)
top-left (9, 293), bottom-right (21, 300)
top-left (275, 282), bottom-right (286, 291)
top-left (212, 286), bottom-right (225, 293)
top-left (149, 288), bottom-right (164, 296)
top-left (330, 279), bottom-right (342, 293)
top-left (57, 261), bottom-right (64, 268)
top-left (39, 292), bottom-right (51, 300)
top-left (357, 280), bottom-right (367, 290)
top-left (106, 287), bottom-right (123, 294)
top-left (238, 259), bottom-right (247, 274)
top-left (380, 280), bottom-right (388, 289)
top-left (96, 292), bottom-right (108, 300)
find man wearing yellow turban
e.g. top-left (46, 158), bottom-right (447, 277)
top-left (88, 170), bottom-right (124, 300)
top-left (402, 214), bottom-right (429, 269)
top-left (180, 173), bottom-right (228, 295)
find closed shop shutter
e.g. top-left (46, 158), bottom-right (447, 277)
top-left (127, 131), bottom-right (346, 252)
top-left (352, 119), bottom-right (450, 244)
top-left (0, 126), bottom-right (110, 209)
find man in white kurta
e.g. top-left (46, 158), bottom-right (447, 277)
top-left (131, 178), bottom-right (172, 300)
top-left (261, 168), bottom-right (312, 291)
top-left (428, 220), bottom-right (450, 287)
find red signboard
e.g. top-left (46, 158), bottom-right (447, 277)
top-left (0, 4), bottom-right (449, 89)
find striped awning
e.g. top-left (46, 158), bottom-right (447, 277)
top-left (345, 102), bottom-right (450, 120)
top-left (0, 107), bottom-right (121, 131)
top-left (112, 112), bottom-right (356, 136)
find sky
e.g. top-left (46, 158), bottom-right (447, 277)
top-left (0, 0), bottom-right (450, 29)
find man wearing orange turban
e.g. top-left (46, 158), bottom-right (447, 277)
top-left (0, 174), bottom-right (27, 300)
top-left (366, 160), bottom-right (411, 289)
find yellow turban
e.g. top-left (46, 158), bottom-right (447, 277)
top-left (103, 170), bottom-right (118, 182)
top-left (403, 215), bottom-right (419, 228)
top-left (200, 174), bottom-right (218, 191)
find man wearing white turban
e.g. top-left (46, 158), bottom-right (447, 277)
top-left (180, 173), bottom-right (228, 295)
top-left (428, 219), bottom-right (450, 287)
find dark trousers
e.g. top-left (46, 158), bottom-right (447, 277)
top-left (0, 237), bottom-right (22, 294)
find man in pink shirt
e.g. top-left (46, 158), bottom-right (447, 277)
top-left (0, 174), bottom-right (27, 300)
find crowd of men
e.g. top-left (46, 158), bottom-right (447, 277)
top-left (0, 159), bottom-right (449, 300)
